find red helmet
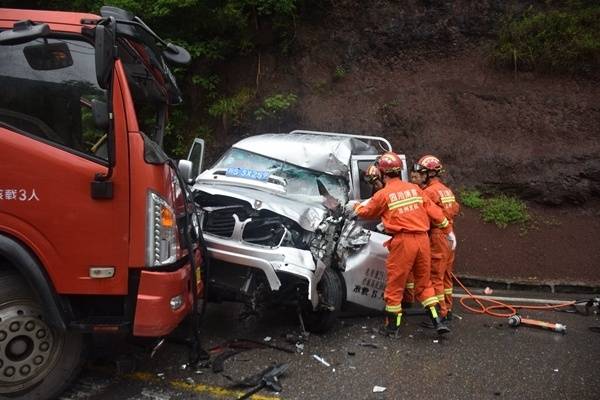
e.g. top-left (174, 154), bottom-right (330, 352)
top-left (415, 155), bottom-right (443, 173)
top-left (365, 163), bottom-right (382, 184)
top-left (377, 152), bottom-right (403, 175)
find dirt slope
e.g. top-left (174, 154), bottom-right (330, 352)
top-left (214, 0), bottom-right (600, 285)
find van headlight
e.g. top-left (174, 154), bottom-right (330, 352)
top-left (146, 191), bottom-right (180, 267)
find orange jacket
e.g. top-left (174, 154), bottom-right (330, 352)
top-left (423, 178), bottom-right (460, 232)
top-left (354, 177), bottom-right (450, 234)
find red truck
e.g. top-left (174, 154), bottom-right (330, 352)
top-left (0, 7), bottom-right (202, 399)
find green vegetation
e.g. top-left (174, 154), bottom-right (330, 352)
top-left (460, 189), bottom-right (529, 228)
top-left (493, 1), bottom-right (600, 73)
top-left (480, 195), bottom-right (529, 228)
top-left (333, 65), bottom-right (347, 80)
top-left (254, 93), bottom-right (298, 121)
top-left (459, 189), bottom-right (486, 209)
top-left (7, 0), bottom-right (324, 155)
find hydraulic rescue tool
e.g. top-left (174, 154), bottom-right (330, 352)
top-left (507, 314), bottom-right (567, 334)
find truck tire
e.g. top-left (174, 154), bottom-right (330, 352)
top-left (0, 271), bottom-right (85, 399)
top-left (302, 268), bottom-right (344, 333)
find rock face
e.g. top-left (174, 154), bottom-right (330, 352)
top-left (234, 0), bottom-right (599, 205)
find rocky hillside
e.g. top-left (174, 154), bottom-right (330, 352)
top-left (217, 0), bottom-right (600, 205)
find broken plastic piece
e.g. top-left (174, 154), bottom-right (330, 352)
top-left (373, 386), bottom-right (386, 393)
top-left (312, 355), bottom-right (331, 367)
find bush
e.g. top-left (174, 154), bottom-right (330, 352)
top-left (254, 93), bottom-right (298, 121)
top-left (481, 195), bottom-right (529, 228)
top-left (493, 2), bottom-right (600, 73)
top-left (459, 189), bottom-right (485, 209)
top-left (460, 189), bottom-right (529, 228)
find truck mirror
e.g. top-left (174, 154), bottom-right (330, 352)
top-left (23, 42), bottom-right (73, 70)
top-left (0, 20), bottom-right (49, 45)
top-left (91, 99), bottom-right (109, 130)
top-left (94, 19), bottom-right (115, 89)
top-left (177, 160), bottom-right (194, 185)
top-left (163, 43), bottom-right (191, 65)
top-left (186, 138), bottom-right (205, 181)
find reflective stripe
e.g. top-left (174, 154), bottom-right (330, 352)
top-left (421, 296), bottom-right (438, 307)
top-left (395, 313), bottom-right (402, 327)
top-left (385, 304), bottom-right (402, 313)
top-left (388, 196), bottom-right (423, 210)
top-left (434, 218), bottom-right (449, 228)
top-left (429, 306), bottom-right (439, 319)
top-left (406, 282), bottom-right (415, 289)
top-left (441, 196), bottom-right (456, 204)
top-left (444, 288), bottom-right (453, 294)
top-left (436, 294), bottom-right (445, 301)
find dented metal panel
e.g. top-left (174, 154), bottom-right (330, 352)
top-left (341, 230), bottom-right (390, 310)
top-left (194, 184), bottom-right (328, 232)
top-left (232, 133), bottom-right (378, 176)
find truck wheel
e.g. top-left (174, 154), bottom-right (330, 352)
top-left (0, 271), bottom-right (85, 399)
top-left (302, 268), bottom-right (344, 334)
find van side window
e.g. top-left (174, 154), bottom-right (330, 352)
top-left (0, 38), bottom-right (108, 161)
top-left (357, 160), bottom-right (376, 199)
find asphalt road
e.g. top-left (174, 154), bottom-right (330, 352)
top-left (60, 290), bottom-right (600, 400)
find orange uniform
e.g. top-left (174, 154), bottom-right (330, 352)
top-left (354, 177), bottom-right (450, 321)
top-left (422, 177), bottom-right (460, 317)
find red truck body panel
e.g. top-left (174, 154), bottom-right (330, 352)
top-left (0, 8), bottom-right (199, 336)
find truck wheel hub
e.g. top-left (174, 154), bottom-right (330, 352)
top-left (0, 304), bottom-right (58, 387)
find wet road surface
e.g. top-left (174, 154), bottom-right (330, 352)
top-left (60, 290), bottom-right (600, 400)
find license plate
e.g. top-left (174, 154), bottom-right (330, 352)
top-left (226, 167), bottom-right (270, 181)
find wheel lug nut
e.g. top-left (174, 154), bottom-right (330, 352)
top-left (36, 329), bottom-right (46, 339)
top-left (39, 342), bottom-right (49, 352)
top-left (20, 365), bottom-right (30, 375)
top-left (25, 322), bottom-right (35, 331)
top-left (4, 367), bottom-right (14, 377)
top-left (9, 322), bottom-right (19, 332)
top-left (33, 356), bottom-right (43, 365)
top-left (0, 331), bottom-right (6, 341)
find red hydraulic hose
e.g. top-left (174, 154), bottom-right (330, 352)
top-left (451, 272), bottom-right (576, 318)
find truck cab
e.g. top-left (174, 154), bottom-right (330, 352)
top-left (0, 7), bottom-right (200, 399)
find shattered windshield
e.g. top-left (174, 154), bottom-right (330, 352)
top-left (213, 148), bottom-right (349, 203)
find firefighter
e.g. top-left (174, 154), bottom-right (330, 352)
top-left (402, 170), bottom-right (427, 306)
top-left (364, 162), bottom-right (384, 193)
top-left (413, 155), bottom-right (460, 321)
top-left (346, 152), bottom-right (456, 336)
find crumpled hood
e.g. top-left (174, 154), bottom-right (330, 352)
top-left (193, 183), bottom-right (329, 232)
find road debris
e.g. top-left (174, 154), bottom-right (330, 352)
top-left (373, 385), bottom-right (386, 393)
top-left (263, 336), bottom-right (272, 342)
top-left (359, 341), bottom-right (379, 349)
top-left (233, 363), bottom-right (289, 400)
top-left (484, 287), bottom-right (493, 295)
top-left (312, 355), bottom-right (331, 367)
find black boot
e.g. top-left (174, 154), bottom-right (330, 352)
top-left (379, 311), bottom-right (401, 337)
top-left (428, 306), bottom-right (450, 335)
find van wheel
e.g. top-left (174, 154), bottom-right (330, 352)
top-left (302, 268), bottom-right (344, 334)
top-left (0, 272), bottom-right (85, 399)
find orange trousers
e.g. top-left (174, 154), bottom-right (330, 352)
top-left (444, 246), bottom-right (456, 312)
top-left (430, 232), bottom-right (451, 317)
top-left (384, 232), bottom-right (439, 313)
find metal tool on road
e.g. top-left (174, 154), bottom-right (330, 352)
top-left (507, 314), bottom-right (566, 333)
top-left (237, 363), bottom-right (289, 400)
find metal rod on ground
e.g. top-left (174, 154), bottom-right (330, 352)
top-left (453, 293), bottom-right (575, 305)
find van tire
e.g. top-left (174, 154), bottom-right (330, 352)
top-left (302, 268), bottom-right (344, 333)
top-left (0, 271), bottom-right (85, 399)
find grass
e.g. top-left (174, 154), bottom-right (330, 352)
top-left (492, 1), bottom-right (600, 74)
top-left (460, 189), bottom-right (529, 228)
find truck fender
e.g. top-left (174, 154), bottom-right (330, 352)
top-left (0, 234), bottom-right (67, 331)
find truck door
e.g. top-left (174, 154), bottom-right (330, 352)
top-left (0, 38), bottom-right (130, 295)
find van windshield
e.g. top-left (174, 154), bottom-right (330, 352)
top-left (213, 148), bottom-right (349, 203)
top-left (0, 38), bottom-right (108, 160)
